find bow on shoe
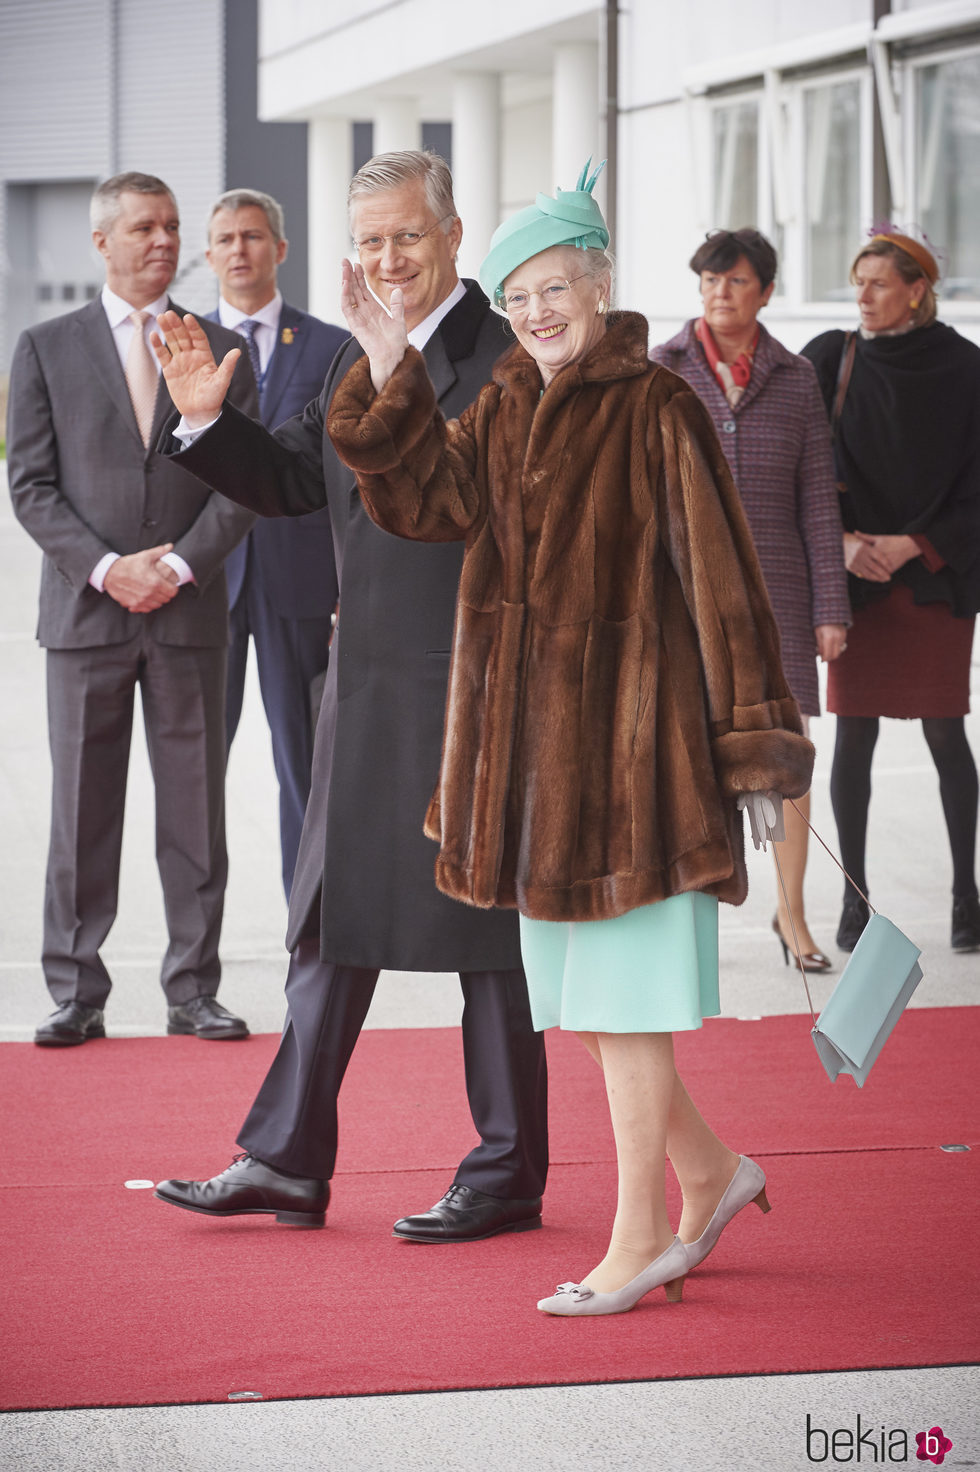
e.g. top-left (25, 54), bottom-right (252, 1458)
top-left (553, 1282), bottom-right (594, 1303)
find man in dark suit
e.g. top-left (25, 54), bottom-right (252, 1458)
top-left (7, 171), bottom-right (258, 1046)
top-left (204, 189), bottom-right (346, 897)
top-left (154, 150), bottom-right (548, 1240)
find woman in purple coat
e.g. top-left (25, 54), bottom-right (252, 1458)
top-left (652, 229), bottom-right (850, 970)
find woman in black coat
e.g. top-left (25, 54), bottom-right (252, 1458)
top-left (802, 232), bottom-right (980, 953)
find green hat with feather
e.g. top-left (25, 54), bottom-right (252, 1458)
top-left (479, 159), bottom-right (608, 308)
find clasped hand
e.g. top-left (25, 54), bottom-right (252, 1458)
top-left (844, 531), bottom-right (918, 582)
top-left (103, 544), bottom-right (179, 613)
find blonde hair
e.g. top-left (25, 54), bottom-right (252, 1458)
top-left (850, 238), bottom-right (937, 327)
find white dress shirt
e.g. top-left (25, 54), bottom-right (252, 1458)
top-left (406, 278), bottom-right (466, 349)
top-left (91, 285), bottom-right (194, 592)
top-left (217, 289), bottom-right (282, 375)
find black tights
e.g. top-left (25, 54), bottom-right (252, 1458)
top-left (831, 715), bottom-right (979, 901)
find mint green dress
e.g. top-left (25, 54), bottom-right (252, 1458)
top-left (519, 891), bottom-right (720, 1034)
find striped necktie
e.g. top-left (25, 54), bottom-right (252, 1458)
top-left (238, 318), bottom-right (264, 392)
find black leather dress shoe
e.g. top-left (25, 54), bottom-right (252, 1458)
top-left (167, 996), bottom-right (249, 1039)
top-left (392, 1183), bottom-right (543, 1242)
top-left (836, 895), bottom-right (870, 952)
top-left (155, 1153), bottom-right (328, 1226)
top-left (34, 1002), bottom-right (106, 1047)
top-left (952, 896), bottom-right (980, 952)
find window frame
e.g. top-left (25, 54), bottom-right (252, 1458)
top-left (787, 62), bottom-right (874, 313)
top-left (697, 63), bottom-right (873, 314)
top-left (902, 36), bottom-right (980, 319)
top-left (686, 19), bottom-right (980, 323)
top-left (705, 88), bottom-right (763, 231)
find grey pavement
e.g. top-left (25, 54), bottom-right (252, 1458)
top-left (1, 464), bottom-right (977, 1469)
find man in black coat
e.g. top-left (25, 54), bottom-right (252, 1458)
top-left (204, 188), bottom-right (346, 897)
top-left (154, 151), bottom-right (548, 1240)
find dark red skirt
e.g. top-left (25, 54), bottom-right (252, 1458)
top-left (828, 582), bottom-right (975, 718)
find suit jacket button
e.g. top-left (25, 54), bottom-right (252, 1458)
top-left (142, 518), bottom-right (157, 528)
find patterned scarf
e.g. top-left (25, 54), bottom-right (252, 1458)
top-left (695, 317), bottom-right (759, 408)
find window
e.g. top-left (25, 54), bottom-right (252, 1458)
top-left (694, 29), bottom-right (980, 319)
top-left (910, 48), bottom-right (980, 302)
top-left (701, 67), bottom-right (870, 306)
top-left (803, 76), bottom-right (864, 301)
top-left (711, 98), bottom-right (758, 230)
top-left (705, 93), bottom-right (785, 296)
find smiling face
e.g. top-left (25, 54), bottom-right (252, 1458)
top-left (853, 253), bottom-right (925, 334)
top-left (501, 246), bottom-right (608, 387)
top-left (350, 180), bottom-right (462, 331)
top-left (699, 255), bottom-right (773, 340)
top-left (207, 204), bottom-right (287, 311)
top-left (94, 190), bottom-right (180, 308)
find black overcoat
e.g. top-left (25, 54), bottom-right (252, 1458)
top-left (173, 281), bottom-right (523, 971)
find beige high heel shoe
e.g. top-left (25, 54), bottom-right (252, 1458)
top-left (537, 1236), bottom-right (690, 1316)
top-left (684, 1156), bottom-right (771, 1270)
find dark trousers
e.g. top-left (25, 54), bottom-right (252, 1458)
top-left (225, 574), bottom-right (333, 899)
top-left (237, 938), bottom-right (549, 1198)
top-left (43, 635), bottom-right (227, 1008)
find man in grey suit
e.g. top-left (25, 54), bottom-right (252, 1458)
top-left (7, 171), bottom-right (258, 1046)
top-left (154, 151), bottom-right (548, 1241)
top-left (204, 188), bottom-right (346, 897)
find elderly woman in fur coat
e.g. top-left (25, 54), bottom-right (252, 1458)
top-left (329, 166), bottom-right (814, 1317)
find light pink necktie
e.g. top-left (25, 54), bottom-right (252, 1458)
top-left (125, 309), bottom-right (158, 447)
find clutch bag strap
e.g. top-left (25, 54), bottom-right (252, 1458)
top-left (769, 797), bottom-right (876, 1024)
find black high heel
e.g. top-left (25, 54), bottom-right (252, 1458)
top-left (772, 917), bottom-right (832, 973)
top-left (951, 896), bottom-right (980, 952)
top-left (836, 895), bottom-right (870, 952)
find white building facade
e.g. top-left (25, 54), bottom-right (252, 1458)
top-left (258, 0), bottom-right (980, 350)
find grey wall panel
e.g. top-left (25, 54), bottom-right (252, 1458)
top-left (115, 0), bottom-right (225, 312)
top-left (0, 0), bottom-right (111, 181)
top-left (1, 0), bottom-right (226, 367)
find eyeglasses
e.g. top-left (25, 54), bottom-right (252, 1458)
top-left (353, 214), bottom-right (455, 257)
top-left (495, 275), bottom-right (590, 314)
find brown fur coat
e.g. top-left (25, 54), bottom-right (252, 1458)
top-left (328, 311), bottom-right (814, 921)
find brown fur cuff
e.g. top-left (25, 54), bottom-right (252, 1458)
top-left (327, 349), bottom-right (436, 475)
top-left (712, 728), bottom-right (815, 798)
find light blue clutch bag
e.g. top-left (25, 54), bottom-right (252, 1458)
top-left (769, 801), bottom-right (924, 1089)
top-left (810, 914), bottom-right (923, 1087)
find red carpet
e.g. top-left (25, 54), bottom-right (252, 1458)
top-left (0, 1007), bottom-right (977, 1410)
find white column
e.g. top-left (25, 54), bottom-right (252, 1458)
top-left (552, 44), bottom-right (601, 197)
top-left (451, 72), bottom-right (501, 280)
top-left (373, 97), bottom-right (421, 155)
top-left (308, 116), bottom-right (352, 323)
